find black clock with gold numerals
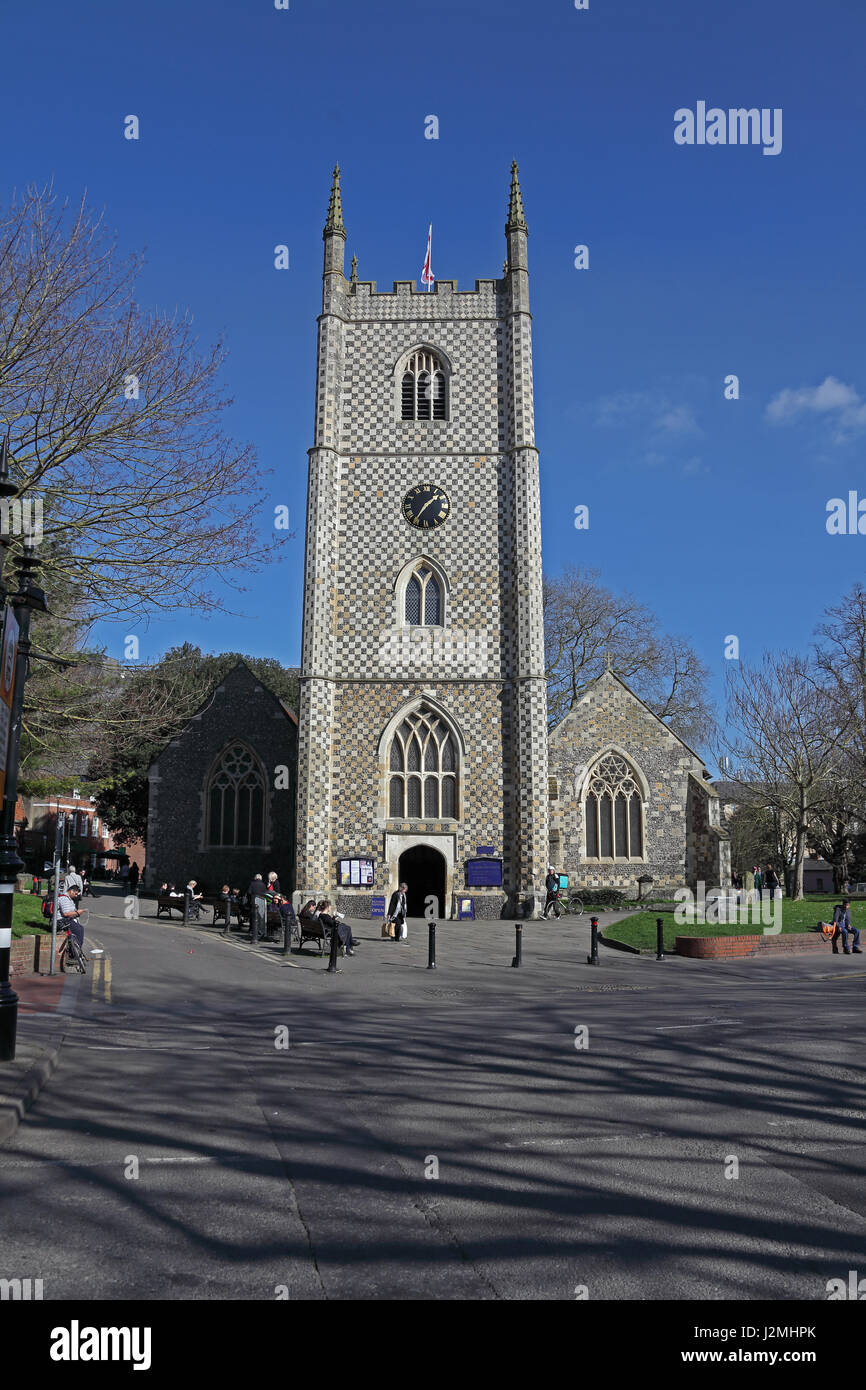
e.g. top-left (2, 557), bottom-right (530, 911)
top-left (402, 483), bottom-right (451, 531)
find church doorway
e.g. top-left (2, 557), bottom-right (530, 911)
top-left (398, 845), bottom-right (446, 918)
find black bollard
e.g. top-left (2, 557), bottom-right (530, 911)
top-left (251, 901), bottom-right (259, 946)
top-left (587, 915), bottom-right (599, 966)
top-left (183, 893), bottom-right (190, 926)
top-left (511, 921), bottom-right (523, 968)
top-left (427, 921), bottom-right (437, 969)
top-left (326, 919), bottom-right (341, 974)
top-left (655, 917), bottom-right (665, 961)
top-left (283, 912), bottom-right (292, 955)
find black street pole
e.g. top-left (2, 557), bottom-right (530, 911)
top-left (655, 917), bottom-right (665, 962)
top-left (427, 920), bottom-right (436, 969)
top-left (511, 921), bottom-right (522, 968)
top-left (587, 915), bottom-right (600, 966)
top-left (325, 917), bottom-right (340, 973)
top-left (0, 454), bottom-right (49, 1059)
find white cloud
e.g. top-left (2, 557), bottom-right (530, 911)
top-left (595, 391), bottom-right (702, 437)
top-left (766, 375), bottom-right (866, 440)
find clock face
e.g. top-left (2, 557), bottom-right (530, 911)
top-left (402, 483), bottom-right (451, 531)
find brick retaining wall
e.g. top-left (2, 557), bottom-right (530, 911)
top-left (676, 933), bottom-right (825, 959)
top-left (9, 934), bottom-right (62, 976)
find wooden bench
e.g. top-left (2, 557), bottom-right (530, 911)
top-left (156, 894), bottom-right (187, 919)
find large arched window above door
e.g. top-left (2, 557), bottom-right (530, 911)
top-left (206, 743), bottom-right (266, 847)
top-left (388, 705), bottom-right (459, 820)
top-left (583, 751), bottom-right (645, 861)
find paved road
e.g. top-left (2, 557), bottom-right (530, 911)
top-left (1, 889), bottom-right (864, 1300)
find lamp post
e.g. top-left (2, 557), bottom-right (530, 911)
top-left (0, 437), bottom-right (48, 1061)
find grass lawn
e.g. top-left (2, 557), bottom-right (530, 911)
top-left (604, 896), bottom-right (861, 952)
top-left (11, 894), bottom-right (51, 938)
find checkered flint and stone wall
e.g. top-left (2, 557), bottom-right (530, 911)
top-left (295, 169), bottom-right (549, 916)
top-left (548, 671), bottom-right (729, 896)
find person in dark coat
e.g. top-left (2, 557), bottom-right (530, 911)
top-left (317, 899), bottom-right (357, 955)
top-left (128, 862), bottom-right (140, 892)
top-left (387, 882), bottom-right (408, 941)
top-left (832, 899), bottom-right (862, 955)
top-left (247, 873), bottom-right (269, 938)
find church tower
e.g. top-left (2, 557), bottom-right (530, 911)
top-left (295, 165), bottom-right (549, 918)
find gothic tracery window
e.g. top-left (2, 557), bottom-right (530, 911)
top-left (388, 706), bottom-right (458, 820)
top-left (583, 752), bottom-right (644, 860)
top-left (207, 743), bottom-right (266, 847)
top-left (401, 349), bottom-right (448, 420)
top-left (404, 564), bottom-right (442, 625)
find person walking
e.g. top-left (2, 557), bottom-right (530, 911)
top-left (119, 861), bottom-right (130, 889)
top-left (247, 872), bottom-right (269, 941)
top-left (543, 866), bottom-right (563, 920)
top-left (387, 882), bottom-right (409, 941)
top-left (764, 863), bottom-right (780, 901)
top-left (832, 899), bottom-right (861, 955)
top-left (128, 862), bottom-right (139, 892)
top-left (63, 864), bottom-right (83, 896)
top-left (753, 865), bottom-right (764, 902)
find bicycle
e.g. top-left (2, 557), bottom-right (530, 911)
top-left (58, 908), bottom-right (90, 974)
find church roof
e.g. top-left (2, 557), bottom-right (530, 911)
top-left (549, 667), bottom-right (710, 768)
top-left (147, 660), bottom-right (297, 770)
top-left (323, 164), bottom-right (345, 236)
top-left (506, 161), bottom-right (528, 231)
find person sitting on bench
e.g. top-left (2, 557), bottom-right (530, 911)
top-left (833, 899), bottom-right (862, 955)
top-left (316, 899), bottom-right (357, 956)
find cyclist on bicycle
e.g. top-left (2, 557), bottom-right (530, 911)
top-left (57, 885), bottom-right (85, 950)
top-left (543, 866), bottom-right (563, 920)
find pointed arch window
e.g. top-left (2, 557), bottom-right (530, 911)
top-left (206, 743), bottom-right (266, 847)
top-left (404, 564), bottom-right (442, 625)
top-left (401, 349), bottom-right (448, 420)
top-left (583, 752), bottom-right (644, 861)
top-left (388, 706), bottom-right (459, 820)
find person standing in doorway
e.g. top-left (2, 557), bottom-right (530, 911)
top-left (128, 862), bottom-right (139, 893)
top-left (387, 882), bottom-right (409, 941)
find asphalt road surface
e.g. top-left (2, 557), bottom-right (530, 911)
top-left (2, 889), bottom-right (864, 1301)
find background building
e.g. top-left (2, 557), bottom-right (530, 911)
top-left (145, 663), bottom-right (297, 894)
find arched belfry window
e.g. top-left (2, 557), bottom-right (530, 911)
top-left (405, 564), bottom-right (442, 625)
top-left (388, 706), bottom-right (458, 820)
top-left (207, 743), bottom-right (266, 847)
top-left (401, 349), bottom-right (448, 420)
top-left (583, 752), bottom-right (645, 860)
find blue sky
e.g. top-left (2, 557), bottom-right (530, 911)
top-left (2, 0), bottom-right (865, 721)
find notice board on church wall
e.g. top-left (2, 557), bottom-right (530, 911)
top-left (337, 857), bottom-right (375, 887)
top-left (466, 857), bottom-right (503, 888)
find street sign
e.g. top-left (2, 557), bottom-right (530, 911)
top-left (0, 605), bottom-right (18, 806)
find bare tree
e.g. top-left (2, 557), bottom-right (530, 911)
top-left (719, 653), bottom-right (849, 899)
top-left (814, 582), bottom-right (866, 821)
top-left (544, 566), bottom-right (714, 747)
top-left (0, 183), bottom-right (277, 629)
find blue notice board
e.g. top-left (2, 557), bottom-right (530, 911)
top-left (457, 897), bottom-right (475, 920)
top-left (370, 895), bottom-right (386, 918)
top-left (466, 857), bottom-right (503, 888)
